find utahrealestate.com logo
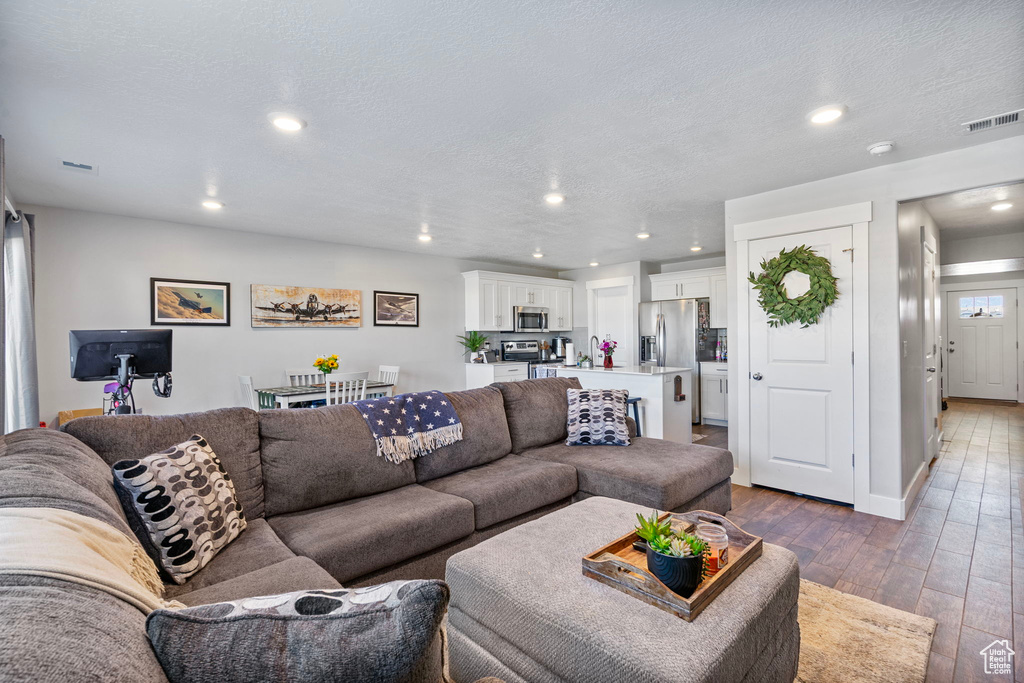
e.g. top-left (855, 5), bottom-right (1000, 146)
top-left (980, 639), bottom-right (1014, 675)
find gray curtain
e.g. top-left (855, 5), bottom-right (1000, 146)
top-left (4, 211), bottom-right (39, 432)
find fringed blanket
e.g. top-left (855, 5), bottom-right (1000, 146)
top-left (353, 391), bottom-right (463, 463)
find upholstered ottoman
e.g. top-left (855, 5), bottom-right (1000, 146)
top-left (445, 497), bottom-right (800, 683)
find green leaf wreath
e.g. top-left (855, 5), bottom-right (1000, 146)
top-left (747, 245), bottom-right (838, 328)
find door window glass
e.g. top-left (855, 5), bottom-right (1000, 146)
top-left (959, 295), bottom-right (1004, 318)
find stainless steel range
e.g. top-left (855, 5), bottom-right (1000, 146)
top-left (500, 340), bottom-right (563, 378)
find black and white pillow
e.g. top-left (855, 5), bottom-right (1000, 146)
top-left (565, 388), bottom-right (631, 446)
top-left (146, 580), bottom-right (450, 683)
top-left (112, 434), bottom-right (246, 584)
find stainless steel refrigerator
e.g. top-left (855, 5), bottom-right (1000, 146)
top-left (638, 299), bottom-right (713, 423)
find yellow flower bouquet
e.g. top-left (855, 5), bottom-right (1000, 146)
top-left (314, 354), bottom-right (339, 374)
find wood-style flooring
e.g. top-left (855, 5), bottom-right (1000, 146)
top-left (725, 399), bottom-right (1024, 682)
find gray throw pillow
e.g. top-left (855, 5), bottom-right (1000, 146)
top-left (112, 434), bottom-right (246, 584)
top-left (146, 580), bottom-right (450, 683)
top-left (566, 388), bottom-right (631, 446)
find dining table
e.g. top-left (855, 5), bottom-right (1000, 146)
top-left (256, 380), bottom-right (394, 408)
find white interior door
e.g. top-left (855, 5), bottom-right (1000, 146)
top-left (923, 242), bottom-right (939, 459)
top-left (749, 226), bottom-right (855, 503)
top-left (592, 286), bottom-right (632, 365)
top-left (946, 288), bottom-right (1018, 400)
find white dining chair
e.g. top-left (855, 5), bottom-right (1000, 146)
top-left (238, 375), bottom-right (259, 410)
top-left (377, 365), bottom-right (400, 394)
top-left (286, 369), bottom-right (325, 386)
top-left (325, 371), bottom-right (369, 405)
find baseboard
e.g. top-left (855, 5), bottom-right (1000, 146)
top-left (869, 460), bottom-right (929, 520)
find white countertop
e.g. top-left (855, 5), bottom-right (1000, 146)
top-left (556, 364), bottom-right (690, 376)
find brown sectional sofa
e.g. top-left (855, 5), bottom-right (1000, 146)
top-left (1, 377), bottom-right (734, 680)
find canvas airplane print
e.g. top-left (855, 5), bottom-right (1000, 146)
top-left (251, 284), bottom-right (362, 327)
top-left (374, 291), bottom-right (419, 327)
top-left (151, 278), bottom-right (230, 326)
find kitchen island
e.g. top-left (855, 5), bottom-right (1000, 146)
top-left (555, 365), bottom-right (692, 444)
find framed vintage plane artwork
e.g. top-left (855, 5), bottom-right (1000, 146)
top-left (373, 291), bottom-right (419, 327)
top-left (250, 284), bottom-right (362, 328)
top-left (151, 278), bottom-right (231, 326)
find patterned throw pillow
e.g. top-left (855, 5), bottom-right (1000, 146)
top-left (565, 388), bottom-right (631, 446)
top-left (112, 434), bottom-right (246, 584)
top-left (146, 580), bottom-right (450, 683)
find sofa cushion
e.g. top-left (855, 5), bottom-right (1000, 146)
top-left (268, 484), bottom-right (475, 584)
top-left (148, 580), bottom-right (448, 683)
top-left (173, 557), bottom-right (341, 607)
top-left (164, 519), bottom-right (295, 599)
top-left (492, 377), bottom-right (582, 453)
top-left (414, 387), bottom-right (513, 483)
top-left (0, 576), bottom-right (170, 682)
top-left (422, 456), bottom-right (577, 529)
top-left (112, 435), bottom-right (247, 584)
top-left (258, 404), bottom-right (416, 517)
top-left (565, 388), bottom-right (631, 447)
top-left (63, 407), bottom-right (265, 519)
top-left (523, 438), bottom-right (734, 510)
top-left (0, 429), bottom-right (131, 535)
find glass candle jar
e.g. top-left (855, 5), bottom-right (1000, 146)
top-left (697, 523), bottom-right (729, 574)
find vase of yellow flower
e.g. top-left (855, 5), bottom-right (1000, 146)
top-left (314, 354), bottom-right (339, 374)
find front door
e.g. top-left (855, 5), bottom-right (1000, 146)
top-left (946, 288), bottom-right (1018, 401)
top-left (749, 226), bottom-right (855, 503)
top-left (923, 242), bottom-right (940, 459)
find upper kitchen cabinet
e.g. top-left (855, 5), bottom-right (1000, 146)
top-left (649, 267), bottom-right (728, 329)
top-left (463, 271), bottom-right (574, 332)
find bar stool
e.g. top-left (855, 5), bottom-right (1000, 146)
top-left (626, 396), bottom-right (643, 437)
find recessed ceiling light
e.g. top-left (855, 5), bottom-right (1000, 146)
top-left (418, 234), bottom-right (432, 242)
top-left (690, 246), bottom-right (702, 252)
top-left (269, 113), bottom-right (306, 132)
top-left (807, 104), bottom-right (847, 124)
top-left (992, 202), bottom-right (1013, 211)
top-left (589, 262), bottom-right (600, 267)
top-left (202, 200), bottom-right (224, 210)
top-left (544, 193), bottom-right (565, 205)
top-left (636, 232), bottom-right (650, 239)
top-left (533, 252), bottom-right (544, 258)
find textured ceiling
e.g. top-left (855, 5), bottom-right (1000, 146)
top-left (1, 0), bottom-right (1023, 269)
top-left (923, 181), bottom-right (1024, 240)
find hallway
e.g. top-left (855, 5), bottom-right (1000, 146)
top-left (727, 399), bottom-right (1024, 681)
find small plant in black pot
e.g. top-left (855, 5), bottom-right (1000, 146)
top-left (643, 528), bottom-right (709, 598)
top-left (633, 510), bottom-right (673, 550)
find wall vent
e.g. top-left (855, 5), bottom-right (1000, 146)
top-left (961, 109), bottom-right (1022, 134)
top-left (58, 158), bottom-right (99, 175)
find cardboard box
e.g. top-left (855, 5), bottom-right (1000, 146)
top-left (56, 408), bottom-right (103, 428)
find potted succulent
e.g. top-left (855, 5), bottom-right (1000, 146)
top-left (635, 511), bottom-right (708, 598)
top-left (457, 331), bottom-right (489, 362)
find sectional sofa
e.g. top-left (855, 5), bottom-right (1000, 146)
top-left (0, 377), bottom-right (734, 680)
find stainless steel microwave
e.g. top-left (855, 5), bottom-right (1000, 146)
top-left (514, 306), bottom-right (549, 333)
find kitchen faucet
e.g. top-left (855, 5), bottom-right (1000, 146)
top-left (590, 335), bottom-right (599, 361)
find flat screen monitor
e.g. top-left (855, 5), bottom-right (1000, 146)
top-left (69, 329), bottom-right (172, 381)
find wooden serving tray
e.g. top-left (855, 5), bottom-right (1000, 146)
top-left (582, 510), bottom-right (762, 621)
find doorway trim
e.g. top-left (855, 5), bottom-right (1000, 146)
top-left (733, 202), bottom-right (873, 514)
top-left (586, 276), bottom-right (636, 363)
top-left (939, 278), bottom-right (1024, 404)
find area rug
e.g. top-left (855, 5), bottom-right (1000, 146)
top-left (797, 579), bottom-right (935, 683)
top-left (691, 433), bottom-right (707, 443)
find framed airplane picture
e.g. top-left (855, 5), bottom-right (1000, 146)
top-left (151, 278), bottom-right (231, 326)
top-left (251, 284), bottom-right (362, 328)
top-left (373, 291), bottom-right (419, 327)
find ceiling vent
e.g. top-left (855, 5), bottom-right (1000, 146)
top-left (58, 158), bottom-right (98, 175)
top-left (961, 109), bottom-right (1022, 134)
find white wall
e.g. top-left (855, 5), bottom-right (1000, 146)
top-left (659, 255), bottom-right (727, 272)
top-left (558, 261), bottom-right (649, 364)
top-left (30, 205), bottom-right (555, 424)
top-left (941, 231), bottom-right (1024, 265)
top-left (724, 135), bottom-right (1024, 513)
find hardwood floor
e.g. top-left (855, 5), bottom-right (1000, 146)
top-left (726, 399), bottom-right (1024, 682)
top-left (692, 422), bottom-right (728, 448)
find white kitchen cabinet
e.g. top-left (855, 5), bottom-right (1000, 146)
top-left (710, 274), bottom-right (728, 329)
top-left (465, 362), bottom-right (528, 389)
top-left (700, 362), bottom-right (728, 425)
top-left (549, 286), bottom-right (574, 331)
top-left (463, 271), bottom-right (574, 332)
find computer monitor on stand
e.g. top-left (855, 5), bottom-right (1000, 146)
top-left (69, 329), bottom-right (173, 414)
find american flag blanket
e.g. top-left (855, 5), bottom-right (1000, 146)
top-left (352, 391), bottom-right (463, 464)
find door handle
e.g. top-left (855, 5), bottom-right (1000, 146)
top-left (752, 372), bottom-right (763, 381)
top-left (948, 348), bottom-right (955, 353)
top-left (926, 367), bottom-right (936, 372)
